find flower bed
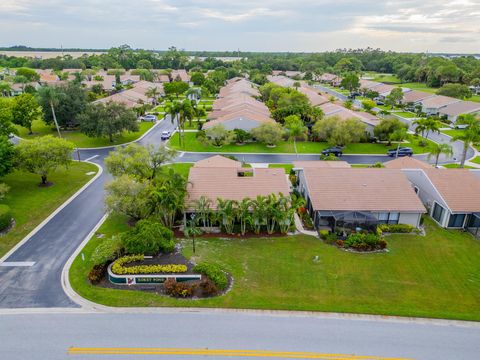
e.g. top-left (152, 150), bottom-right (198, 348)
top-left (111, 255), bottom-right (187, 275)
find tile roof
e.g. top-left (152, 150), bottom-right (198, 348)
top-left (438, 101), bottom-right (480, 117)
top-left (186, 160), bottom-right (290, 210)
top-left (293, 161), bottom-right (351, 169)
top-left (384, 157), bottom-right (432, 170)
top-left (420, 95), bottom-right (460, 109)
top-left (423, 169), bottom-right (480, 212)
top-left (402, 90), bottom-right (435, 103)
top-left (302, 168), bottom-right (426, 213)
top-left (194, 155), bottom-right (241, 168)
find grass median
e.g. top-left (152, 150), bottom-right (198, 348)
top-left (0, 162), bottom-right (99, 258)
top-left (69, 217), bottom-right (480, 321)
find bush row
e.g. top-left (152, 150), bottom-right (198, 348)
top-left (343, 233), bottom-right (387, 251)
top-left (163, 278), bottom-right (219, 298)
top-left (111, 255), bottom-right (187, 275)
top-left (0, 204), bottom-right (12, 231)
top-left (193, 262), bottom-right (228, 290)
top-left (377, 224), bottom-right (419, 234)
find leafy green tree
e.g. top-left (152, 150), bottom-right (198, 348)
top-left (284, 115), bottom-right (307, 155)
top-left (122, 219), bottom-right (174, 255)
top-left (145, 86), bottom-right (161, 105)
top-left (15, 135), bottom-right (74, 185)
top-left (451, 114), bottom-right (480, 167)
top-left (334, 57), bottom-right (362, 73)
top-left (251, 122), bottom-right (284, 147)
top-left (361, 99), bottom-right (376, 111)
top-left (374, 118), bottom-right (408, 145)
top-left (15, 68), bottom-right (40, 82)
top-left (136, 59), bottom-right (153, 69)
top-left (385, 88), bottom-right (404, 109)
top-left (11, 93), bottom-right (42, 134)
top-left (413, 117), bottom-right (440, 140)
top-left (340, 72), bottom-right (360, 93)
top-left (204, 124), bottom-right (235, 147)
top-left (78, 102), bottom-right (138, 142)
top-left (427, 143), bottom-right (453, 167)
top-left (233, 128), bottom-right (251, 144)
top-left (190, 72), bottom-right (205, 86)
top-left (0, 136), bottom-right (15, 177)
top-left (183, 219), bottom-right (202, 254)
top-left (104, 143), bottom-right (176, 181)
top-left (0, 98), bottom-right (17, 137)
top-left (436, 83), bottom-right (472, 99)
top-left (163, 81), bottom-right (189, 98)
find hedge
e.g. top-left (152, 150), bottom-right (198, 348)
top-left (111, 255), bottom-right (187, 275)
top-left (377, 224), bottom-right (418, 233)
top-left (193, 262), bottom-right (228, 290)
top-left (0, 204), bottom-right (12, 231)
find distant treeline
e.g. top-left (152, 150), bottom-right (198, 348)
top-left (1, 45), bottom-right (480, 86)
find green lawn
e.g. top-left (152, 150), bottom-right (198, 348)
top-left (184, 121), bottom-right (203, 130)
top-left (268, 164), bottom-right (294, 173)
top-left (368, 73), bottom-right (401, 84)
top-left (0, 162), bottom-right (98, 258)
top-left (69, 217), bottom-right (480, 321)
top-left (168, 133), bottom-right (433, 155)
top-left (398, 82), bottom-right (438, 94)
top-left (442, 163), bottom-right (477, 169)
top-left (394, 111), bottom-right (418, 119)
top-left (470, 156), bottom-right (480, 165)
top-left (15, 120), bottom-right (155, 148)
top-left (163, 163), bottom-right (193, 177)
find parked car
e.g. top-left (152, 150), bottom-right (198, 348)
top-left (139, 114), bottom-right (157, 122)
top-left (321, 146), bottom-right (343, 157)
top-left (375, 99), bottom-right (384, 105)
top-left (160, 131), bottom-right (171, 140)
top-left (387, 147), bottom-right (413, 157)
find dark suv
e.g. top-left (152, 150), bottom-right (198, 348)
top-left (321, 146), bottom-right (343, 157)
top-left (387, 147), bottom-right (413, 157)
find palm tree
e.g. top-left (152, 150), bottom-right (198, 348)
top-left (145, 87), bottom-right (160, 106)
top-left (284, 115), bottom-right (308, 157)
top-left (413, 117), bottom-right (440, 140)
top-left (0, 82), bottom-right (11, 97)
top-left (293, 81), bottom-right (301, 90)
top-left (165, 101), bottom-right (181, 145)
top-left (193, 196), bottom-right (212, 228)
top-left (216, 198), bottom-right (236, 234)
top-left (251, 195), bottom-right (267, 234)
top-left (451, 114), bottom-right (480, 168)
top-left (37, 86), bottom-right (62, 138)
top-left (183, 219), bottom-right (202, 254)
top-left (427, 143), bottom-right (453, 167)
top-left (236, 198), bottom-right (252, 235)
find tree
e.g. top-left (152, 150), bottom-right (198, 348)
top-left (145, 86), bottom-right (161, 105)
top-left (312, 116), bottom-right (366, 146)
top-left (451, 114), bottom-right (480, 167)
top-left (104, 143), bottom-right (176, 182)
top-left (15, 136), bottom-right (74, 185)
top-left (361, 99), bottom-right (376, 111)
top-left (78, 102), bottom-right (138, 142)
top-left (340, 72), bottom-right (360, 93)
top-left (193, 196), bottom-right (213, 228)
top-left (37, 83), bottom-right (88, 129)
top-left (0, 98), bottom-right (16, 137)
top-left (0, 136), bottom-right (15, 177)
top-left (15, 67), bottom-right (40, 82)
top-left (413, 117), bottom-right (440, 140)
top-left (136, 59), bottom-right (153, 69)
top-left (122, 219), bottom-right (174, 255)
top-left (11, 93), bottom-right (42, 134)
top-left (374, 118), bottom-right (408, 145)
top-left (334, 58), bottom-right (362, 73)
top-left (251, 122), bottom-right (284, 147)
top-left (190, 72), bottom-right (205, 86)
top-left (427, 143), bottom-right (453, 167)
top-left (163, 81), bottom-right (189, 98)
top-left (284, 115), bottom-right (307, 156)
top-left (204, 124), bottom-right (235, 147)
top-left (105, 174), bottom-right (153, 220)
top-left (436, 83), bottom-right (472, 99)
top-left (183, 219), bottom-right (202, 254)
top-left (385, 88), bottom-right (403, 109)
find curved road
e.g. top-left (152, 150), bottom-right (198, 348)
top-left (0, 116), bottom-right (479, 359)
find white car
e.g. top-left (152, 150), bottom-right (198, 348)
top-left (139, 114), bottom-right (157, 122)
top-left (161, 131), bottom-right (171, 140)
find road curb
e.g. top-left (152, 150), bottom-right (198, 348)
top-left (0, 160), bottom-right (104, 264)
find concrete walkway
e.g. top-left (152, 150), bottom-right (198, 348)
top-left (294, 213), bottom-right (318, 237)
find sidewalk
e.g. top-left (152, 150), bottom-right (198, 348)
top-left (294, 213), bottom-right (318, 237)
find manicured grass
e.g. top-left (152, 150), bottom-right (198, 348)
top-left (442, 129), bottom-right (464, 138)
top-left (69, 217), bottom-right (480, 321)
top-left (184, 121), bottom-right (203, 130)
top-left (163, 163), bottom-right (193, 177)
top-left (442, 163), bottom-right (476, 169)
top-left (470, 94), bottom-right (480, 103)
top-left (394, 111), bottom-right (418, 119)
top-left (470, 156), bottom-right (480, 165)
top-left (0, 162), bottom-right (98, 258)
top-left (369, 73), bottom-right (401, 84)
top-left (398, 82), bottom-right (438, 94)
top-left (168, 133), bottom-right (433, 155)
top-left (15, 120), bottom-right (155, 148)
top-left (268, 164), bottom-right (294, 173)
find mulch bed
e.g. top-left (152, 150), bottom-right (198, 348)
top-left (173, 230), bottom-right (288, 239)
top-left (0, 219), bottom-right (15, 236)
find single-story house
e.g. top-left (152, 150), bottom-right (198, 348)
top-left (385, 157), bottom-right (480, 233)
top-left (298, 85), bottom-right (330, 106)
top-left (293, 160), bottom-right (351, 170)
top-left (318, 73), bottom-right (342, 86)
top-left (420, 95), bottom-right (460, 116)
top-left (185, 156), bottom-right (291, 211)
top-left (296, 167), bottom-right (426, 230)
top-left (203, 110), bottom-right (275, 131)
top-left (170, 69), bottom-right (190, 83)
top-left (438, 101), bottom-right (480, 124)
top-left (267, 75), bottom-right (295, 88)
top-left (319, 103), bottom-right (380, 136)
top-left (401, 90), bottom-right (435, 105)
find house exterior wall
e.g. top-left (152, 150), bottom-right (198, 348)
top-left (398, 212), bottom-right (422, 227)
top-left (220, 118), bottom-right (264, 131)
top-left (402, 169), bottom-right (449, 214)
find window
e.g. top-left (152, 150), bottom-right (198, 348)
top-left (432, 203), bottom-right (445, 224)
top-left (448, 214), bottom-right (466, 228)
top-left (378, 212), bottom-right (399, 224)
top-left (414, 186), bottom-right (419, 194)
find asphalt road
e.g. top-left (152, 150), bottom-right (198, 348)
top-left (1, 311), bottom-right (479, 360)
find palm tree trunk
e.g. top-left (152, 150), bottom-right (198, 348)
top-left (460, 142), bottom-right (468, 168)
top-left (293, 139), bottom-right (298, 157)
top-left (50, 101), bottom-right (62, 138)
top-left (435, 153), bottom-right (440, 167)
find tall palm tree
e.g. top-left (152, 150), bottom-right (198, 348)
top-left (236, 198), bottom-right (252, 236)
top-left (165, 101), bottom-right (181, 145)
top-left (216, 198), bottom-right (236, 234)
top-left (193, 196), bottom-right (213, 228)
top-left (145, 87), bottom-right (160, 106)
top-left (284, 115), bottom-right (307, 157)
top-left (37, 86), bottom-right (62, 138)
top-left (451, 114), bottom-right (480, 168)
top-left (427, 143), bottom-right (453, 167)
top-left (413, 117), bottom-right (440, 140)
top-left (183, 219), bottom-right (202, 254)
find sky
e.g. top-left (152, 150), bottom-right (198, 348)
top-left (1, 0), bottom-right (479, 53)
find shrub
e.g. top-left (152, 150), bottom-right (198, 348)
top-left (336, 239), bottom-right (344, 247)
top-left (164, 278), bottom-right (194, 298)
top-left (344, 232), bottom-right (385, 251)
top-left (324, 233), bottom-right (338, 244)
top-left (0, 183), bottom-right (10, 200)
top-left (111, 255), bottom-right (187, 275)
top-left (0, 204), bottom-right (12, 231)
top-left (121, 220), bottom-right (174, 255)
top-left (378, 224), bottom-right (415, 233)
top-left (193, 262), bottom-right (228, 290)
top-left (200, 278), bottom-right (219, 296)
top-left (91, 236), bottom-right (123, 265)
top-left (319, 230), bottom-right (329, 239)
top-left (88, 264), bottom-right (107, 284)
